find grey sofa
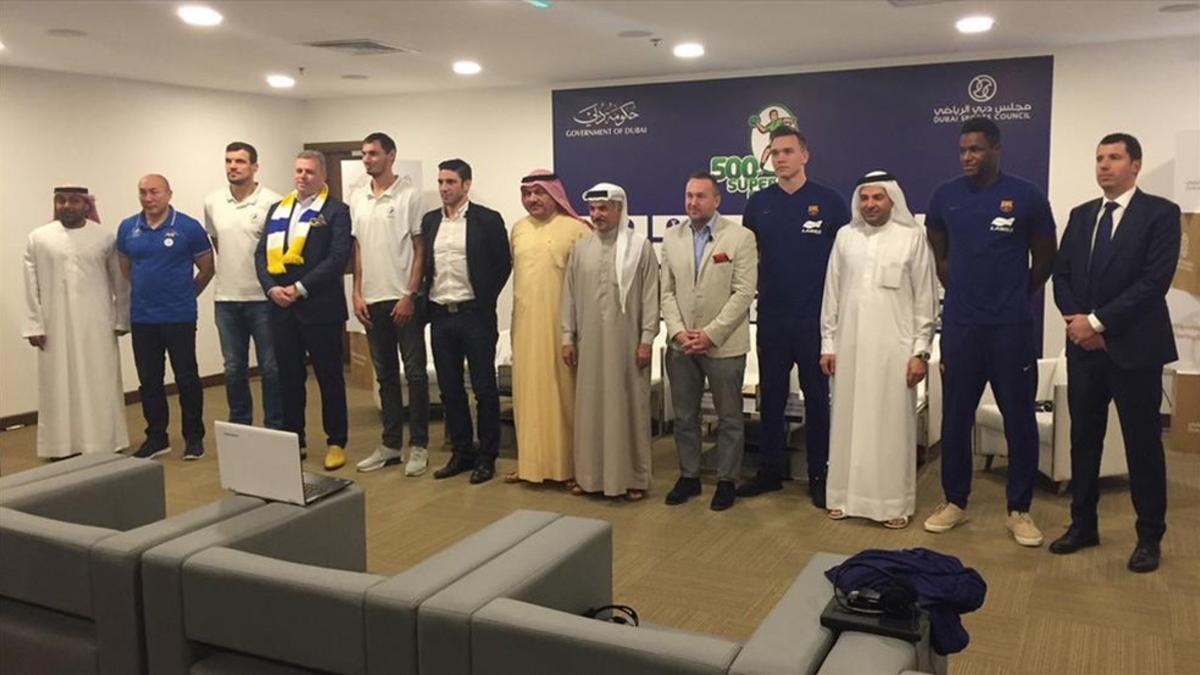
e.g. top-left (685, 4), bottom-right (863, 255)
top-left (463, 550), bottom-right (942, 675)
top-left (142, 508), bottom-right (565, 674)
top-left (0, 457), bottom-right (265, 675)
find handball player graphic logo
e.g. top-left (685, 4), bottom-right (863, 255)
top-left (748, 104), bottom-right (798, 174)
top-left (968, 74), bottom-right (998, 103)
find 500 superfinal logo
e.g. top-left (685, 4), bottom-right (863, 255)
top-left (708, 103), bottom-right (796, 196)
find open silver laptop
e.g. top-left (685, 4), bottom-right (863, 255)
top-left (215, 421), bottom-right (352, 506)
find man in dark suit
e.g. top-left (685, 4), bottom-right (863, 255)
top-left (1050, 133), bottom-right (1181, 573)
top-left (256, 150), bottom-right (352, 471)
top-left (422, 158), bottom-right (512, 484)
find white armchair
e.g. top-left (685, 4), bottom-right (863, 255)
top-left (973, 355), bottom-right (1129, 492)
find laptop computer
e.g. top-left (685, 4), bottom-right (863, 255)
top-left (215, 421), bottom-right (352, 506)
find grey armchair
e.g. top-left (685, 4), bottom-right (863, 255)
top-left (142, 507), bottom-right (563, 674)
top-left (0, 457), bottom-right (265, 675)
top-left (0, 452), bottom-right (125, 491)
top-left (462, 549), bottom-right (941, 675)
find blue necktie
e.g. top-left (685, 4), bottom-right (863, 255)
top-left (1086, 201), bottom-right (1118, 306)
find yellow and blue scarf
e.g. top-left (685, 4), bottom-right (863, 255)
top-left (265, 186), bottom-right (328, 275)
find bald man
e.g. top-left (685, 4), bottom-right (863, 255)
top-left (117, 174), bottom-right (214, 461)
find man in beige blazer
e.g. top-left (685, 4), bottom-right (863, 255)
top-left (661, 172), bottom-right (759, 510)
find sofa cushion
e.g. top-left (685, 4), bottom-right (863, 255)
top-left (0, 596), bottom-right (99, 674)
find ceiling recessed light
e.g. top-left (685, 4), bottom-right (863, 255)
top-left (1159, 2), bottom-right (1200, 11)
top-left (673, 42), bottom-right (704, 59)
top-left (955, 15), bottom-right (994, 34)
top-left (0, 40), bottom-right (5, 50)
top-left (266, 74), bottom-right (295, 89)
top-left (177, 5), bottom-right (223, 27)
top-left (341, 74), bottom-right (368, 80)
top-left (453, 60), bottom-right (482, 75)
top-left (46, 28), bottom-right (87, 38)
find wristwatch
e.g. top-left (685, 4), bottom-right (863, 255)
top-left (915, 351), bottom-right (931, 362)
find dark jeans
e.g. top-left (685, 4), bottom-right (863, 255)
top-left (940, 321), bottom-right (1039, 512)
top-left (271, 311), bottom-right (348, 447)
top-left (131, 322), bottom-right (204, 444)
top-left (366, 299), bottom-right (430, 449)
top-left (756, 317), bottom-right (829, 480)
top-left (215, 301), bottom-right (282, 429)
top-left (1068, 350), bottom-right (1167, 544)
top-left (430, 303), bottom-right (500, 464)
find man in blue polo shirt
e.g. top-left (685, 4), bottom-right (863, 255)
top-left (923, 118), bottom-right (1057, 547)
top-left (737, 125), bottom-right (850, 507)
top-left (117, 174), bottom-right (214, 461)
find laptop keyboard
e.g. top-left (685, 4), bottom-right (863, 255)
top-left (302, 473), bottom-right (348, 502)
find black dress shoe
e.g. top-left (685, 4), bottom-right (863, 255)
top-left (735, 473), bottom-right (783, 498)
top-left (809, 475), bottom-right (827, 509)
top-left (710, 481), bottom-right (736, 511)
top-left (665, 477), bottom-right (702, 505)
top-left (1128, 542), bottom-right (1161, 573)
top-left (434, 456), bottom-right (474, 480)
top-left (469, 462), bottom-right (496, 484)
top-left (1048, 526), bottom-right (1100, 555)
top-left (132, 438), bottom-right (170, 459)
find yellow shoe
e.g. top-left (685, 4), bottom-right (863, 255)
top-left (324, 445), bottom-right (346, 471)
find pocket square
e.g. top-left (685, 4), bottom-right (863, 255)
top-left (309, 215), bottom-right (328, 228)
top-left (712, 252), bottom-right (731, 263)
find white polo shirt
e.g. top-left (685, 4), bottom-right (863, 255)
top-left (350, 175), bottom-right (424, 304)
top-left (203, 183), bottom-right (282, 301)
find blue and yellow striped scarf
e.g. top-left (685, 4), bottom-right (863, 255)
top-left (265, 185), bottom-right (328, 275)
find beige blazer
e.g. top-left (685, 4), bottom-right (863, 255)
top-left (660, 214), bottom-right (758, 358)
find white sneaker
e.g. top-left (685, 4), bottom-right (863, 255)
top-left (923, 503), bottom-right (969, 533)
top-left (1006, 511), bottom-right (1044, 547)
top-left (405, 446), bottom-right (429, 477)
top-left (356, 445), bottom-right (403, 473)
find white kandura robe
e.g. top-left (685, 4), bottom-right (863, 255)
top-left (22, 220), bottom-right (131, 458)
top-left (562, 227), bottom-right (660, 496)
top-left (820, 220), bottom-right (935, 521)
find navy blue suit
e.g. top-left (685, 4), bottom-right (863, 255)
top-left (256, 196), bottom-right (352, 447)
top-left (1053, 188), bottom-right (1180, 544)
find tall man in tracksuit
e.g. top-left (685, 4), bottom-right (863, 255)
top-left (922, 117), bottom-right (1057, 547)
top-left (737, 125), bottom-right (849, 507)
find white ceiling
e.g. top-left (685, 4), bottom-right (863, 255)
top-left (0, 0), bottom-right (1197, 99)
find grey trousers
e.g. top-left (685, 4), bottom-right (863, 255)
top-left (366, 300), bottom-right (430, 450)
top-left (666, 348), bottom-right (746, 482)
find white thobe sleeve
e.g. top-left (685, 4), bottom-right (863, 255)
top-left (109, 244), bottom-right (132, 332)
top-left (909, 232), bottom-right (937, 356)
top-left (561, 241), bottom-right (579, 346)
top-left (22, 233), bottom-right (44, 338)
top-left (638, 240), bottom-right (660, 345)
top-left (819, 235), bottom-right (842, 355)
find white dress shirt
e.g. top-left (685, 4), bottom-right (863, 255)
top-left (285, 192), bottom-right (318, 298)
top-left (1088, 186), bottom-right (1136, 333)
top-left (430, 200), bottom-right (475, 304)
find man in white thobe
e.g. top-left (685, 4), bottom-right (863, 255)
top-left (22, 186), bottom-right (131, 459)
top-left (562, 183), bottom-right (659, 501)
top-left (819, 171), bottom-right (936, 528)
